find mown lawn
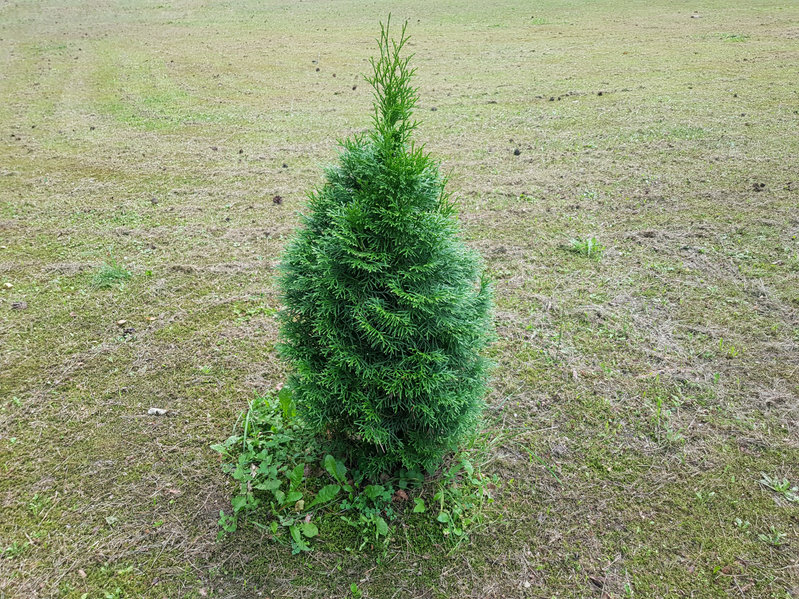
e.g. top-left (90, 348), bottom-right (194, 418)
top-left (1, 0), bottom-right (798, 597)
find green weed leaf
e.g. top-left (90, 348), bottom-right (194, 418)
top-left (254, 478), bottom-right (281, 491)
top-left (285, 491), bottom-right (303, 504)
top-left (336, 460), bottom-right (347, 483)
top-left (462, 459), bottom-right (474, 477)
top-left (289, 463), bottom-right (304, 491)
top-left (364, 484), bottom-right (385, 500)
top-left (278, 386), bottom-right (294, 420)
top-left (323, 454), bottom-right (338, 480)
top-left (310, 484), bottom-right (341, 508)
top-left (289, 524), bottom-right (301, 545)
top-left (301, 521), bottom-right (319, 538)
top-left (375, 516), bottom-right (389, 536)
top-left (231, 495), bottom-right (247, 513)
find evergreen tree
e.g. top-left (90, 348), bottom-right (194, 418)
top-left (278, 19), bottom-right (492, 477)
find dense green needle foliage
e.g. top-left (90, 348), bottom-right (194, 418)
top-left (278, 19), bottom-right (493, 477)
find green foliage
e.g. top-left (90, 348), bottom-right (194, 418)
top-left (757, 526), bottom-right (787, 546)
top-left (340, 482), bottom-right (394, 551)
top-left (92, 258), bottom-right (132, 289)
top-left (719, 33), bottom-right (749, 42)
top-left (232, 298), bottom-right (277, 323)
top-left (211, 390), bottom-right (320, 554)
top-left (2, 541), bottom-right (30, 560)
top-left (433, 455), bottom-right (496, 545)
top-left (212, 388), bottom-right (495, 553)
top-left (567, 236), bottom-right (604, 259)
top-left (760, 473), bottom-right (799, 503)
top-left (277, 18), bottom-right (493, 478)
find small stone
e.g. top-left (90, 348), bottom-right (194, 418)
top-left (148, 407), bottom-right (168, 416)
top-left (3, 282), bottom-right (12, 289)
top-left (513, 148), bottom-right (521, 156)
top-left (116, 319), bottom-right (127, 326)
top-left (11, 301), bottom-right (27, 310)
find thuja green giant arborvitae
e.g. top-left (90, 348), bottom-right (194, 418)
top-left (278, 20), bottom-right (492, 477)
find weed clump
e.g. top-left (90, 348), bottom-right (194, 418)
top-left (278, 20), bottom-right (493, 477)
top-left (567, 236), bottom-right (604, 260)
top-left (92, 259), bottom-right (132, 289)
top-left (213, 389), bottom-right (496, 553)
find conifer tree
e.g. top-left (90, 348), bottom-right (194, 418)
top-left (278, 19), bottom-right (492, 477)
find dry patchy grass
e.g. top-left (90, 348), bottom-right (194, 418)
top-left (1, 0), bottom-right (798, 597)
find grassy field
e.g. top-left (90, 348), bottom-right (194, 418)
top-left (2, 0), bottom-right (799, 597)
